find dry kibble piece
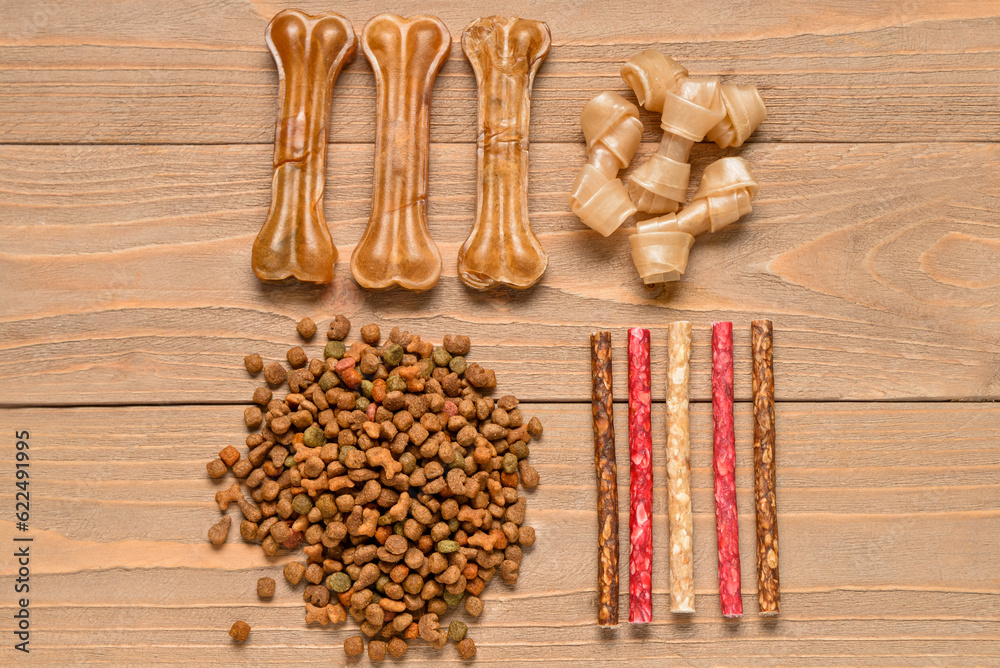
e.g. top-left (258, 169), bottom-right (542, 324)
top-left (368, 639), bottom-right (387, 661)
top-left (229, 620), bottom-right (251, 643)
top-left (287, 346), bottom-right (308, 368)
top-left (297, 317), bottom-right (317, 340)
top-left (361, 324), bottom-right (381, 344)
top-left (208, 515), bottom-right (232, 545)
top-left (206, 458), bottom-right (227, 479)
top-left (284, 561), bottom-right (306, 585)
top-left (344, 635), bottom-right (364, 656)
top-left (448, 621), bottom-right (468, 642)
top-left (263, 362), bottom-right (287, 386)
top-left (457, 637), bottom-right (477, 659)
top-left (244, 354), bottom-right (264, 375)
top-left (328, 315), bottom-right (351, 341)
top-left (244, 406), bottom-right (263, 428)
top-left (527, 416), bottom-right (543, 436)
top-left (252, 386), bottom-right (272, 406)
top-left (388, 637), bottom-right (408, 657)
top-left (257, 576), bottom-right (276, 599)
top-left (219, 446), bottom-right (241, 468)
top-left (464, 595), bottom-right (484, 617)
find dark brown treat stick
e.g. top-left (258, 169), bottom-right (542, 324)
top-left (751, 319), bottom-right (780, 615)
top-left (590, 331), bottom-right (619, 627)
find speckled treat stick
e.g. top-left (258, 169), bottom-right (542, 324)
top-left (712, 321), bottom-right (742, 618)
top-left (627, 327), bottom-right (653, 623)
top-left (666, 321), bottom-right (695, 613)
top-left (751, 319), bottom-right (780, 615)
top-left (590, 331), bottom-right (619, 627)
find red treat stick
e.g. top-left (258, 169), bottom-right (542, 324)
top-left (627, 327), bottom-right (653, 623)
top-left (711, 321), bottom-right (742, 618)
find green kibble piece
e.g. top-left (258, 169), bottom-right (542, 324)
top-left (371, 592), bottom-right (383, 605)
top-left (509, 440), bottom-right (529, 460)
top-left (324, 340), bottom-right (346, 360)
top-left (383, 344), bottom-right (404, 367)
top-left (356, 397), bottom-right (370, 412)
top-left (304, 424), bottom-right (326, 448)
top-left (375, 574), bottom-right (391, 593)
top-left (393, 522), bottom-right (405, 536)
top-left (319, 370), bottom-right (340, 391)
top-left (502, 453), bottom-right (518, 473)
top-left (377, 514), bottom-right (393, 526)
top-left (448, 620), bottom-right (468, 641)
top-left (451, 452), bottom-right (466, 469)
top-left (386, 375), bottom-right (406, 393)
top-left (292, 493), bottom-right (313, 516)
top-left (316, 493), bottom-right (337, 518)
top-left (360, 379), bottom-right (374, 399)
top-left (284, 454), bottom-right (297, 468)
top-left (431, 346), bottom-right (452, 367)
top-left (326, 572), bottom-right (352, 593)
top-left (399, 452), bottom-right (416, 475)
top-left (443, 591), bottom-right (464, 607)
top-left (437, 540), bottom-right (459, 554)
top-left (447, 518), bottom-right (460, 533)
top-left (339, 444), bottom-right (356, 465)
top-left (417, 358), bottom-right (435, 379)
top-left (448, 356), bottom-right (467, 375)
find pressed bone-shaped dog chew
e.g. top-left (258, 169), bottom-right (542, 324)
top-left (629, 157), bottom-right (759, 284)
top-left (458, 16), bottom-right (551, 290)
top-left (568, 92), bottom-right (644, 237)
top-left (252, 10), bottom-right (357, 284)
top-left (351, 14), bottom-right (451, 292)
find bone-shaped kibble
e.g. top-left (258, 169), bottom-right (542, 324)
top-left (351, 14), bottom-right (451, 292)
top-left (457, 16), bottom-right (551, 290)
top-left (621, 51), bottom-right (766, 214)
top-left (629, 157), bottom-right (759, 284)
top-left (252, 10), bottom-right (358, 284)
top-left (568, 92), bottom-right (644, 236)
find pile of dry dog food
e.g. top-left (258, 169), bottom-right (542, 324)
top-left (206, 316), bottom-right (541, 659)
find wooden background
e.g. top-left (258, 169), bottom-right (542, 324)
top-left (1, 0), bottom-right (998, 665)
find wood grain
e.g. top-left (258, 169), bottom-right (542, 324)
top-left (1, 142), bottom-right (998, 405)
top-left (0, 1), bottom-right (997, 144)
top-left (0, 402), bottom-right (997, 666)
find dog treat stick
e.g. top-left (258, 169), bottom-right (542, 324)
top-left (252, 10), bottom-right (357, 284)
top-left (352, 14), bottom-right (450, 291)
top-left (590, 331), bottom-right (619, 627)
top-left (712, 321), bottom-right (742, 618)
top-left (627, 327), bottom-right (653, 623)
top-left (752, 319), bottom-right (780, 615)
top-left (458, 16), bottom-right (551, 290)
top-left (569, 92), bottom-right (643, 236)
top-left (666, 321), bottom-right (695, 614)
top-left (630, 156), bottom-right (759, 285)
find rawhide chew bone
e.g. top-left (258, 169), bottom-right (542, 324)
top-left (627, 327), bottom-right (653, 623)
top-left (666, 320), bottom-right (695, 614)
top-left (569, 92), bottom-right (643, 236)
top-left (629, 156), bottom-right (759, 284)
top-left (252, 10), bottom-right (357, 284)
top-left (590, 331), bottom-right (620, 627)
top-left (712, 321), bottom-right (742, 618)
top-left (351, 14), bottom-right (451, 291)
top-left (458, 16), bottom-right (551, 290)
top-left (751, 319), bottom-right (780, 615)
top-left (706, 84), bottom-right (768, 148)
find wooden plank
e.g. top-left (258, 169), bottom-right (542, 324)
top-left (0, 1), bottom-right (998, 144)
top-left (1, 142), bottom-right (998, 404)
top-left (0, 402), bottom-right (998, 666)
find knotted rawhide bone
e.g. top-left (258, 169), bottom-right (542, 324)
top-left (712, 321), bottom-right (742, 618)
top-left (627, 327), bottom-right (653, 623)
top-left (621, 51), bottom-right (767, 213)
top-left (666, 320), bottom-right (695, 614)
top-left (458, 16), bottom-right (551, 290)
top-left (351, 14), bottom-right (451, 291)
top-left (629, 156), bottom-right (759, 284)
top-left (590, 331), bottom-right (620, 627)
top-left (252, 10), bottom-right (357, 284)
top-left (569, 92), bottom-right (643, 236)
top-left (751, 319), bottom-right (780, 615)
